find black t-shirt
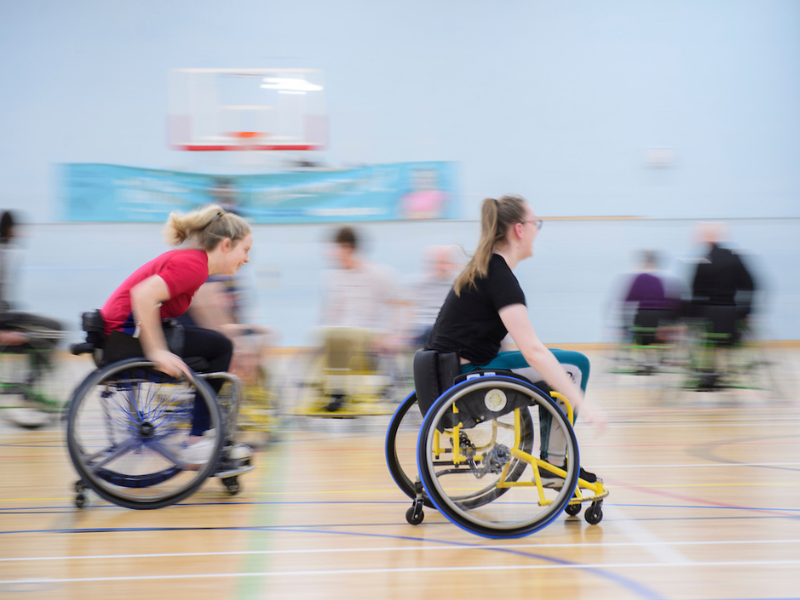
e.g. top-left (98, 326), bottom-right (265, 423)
top-left (426, 253), bottom-right (526, 365)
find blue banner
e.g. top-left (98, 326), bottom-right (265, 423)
top-left (61, 162), bottom-right (458, 223)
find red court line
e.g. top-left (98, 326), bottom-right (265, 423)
top-left (606, 477), bottom-right (797, 518)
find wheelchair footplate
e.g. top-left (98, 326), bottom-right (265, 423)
top-left (215, 462), bottom-right (255, 478)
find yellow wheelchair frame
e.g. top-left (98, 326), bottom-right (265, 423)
top-left (429, 391), bottom-right (607, 523)
top-left (293, 328), bottom-right (409, 418)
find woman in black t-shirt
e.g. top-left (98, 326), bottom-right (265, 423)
top-left (425, 195), bottom-right (604, 484)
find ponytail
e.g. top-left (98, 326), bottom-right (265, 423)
top-left (454, 195), bottom-right (527, 295)
top-left (162, 204), bottom-right (251, 251)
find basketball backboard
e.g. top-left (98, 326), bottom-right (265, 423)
top-left (168, 68), bottom-right (327, 152)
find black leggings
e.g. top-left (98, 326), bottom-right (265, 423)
top-left (180, 327), bottom-right (233, 436)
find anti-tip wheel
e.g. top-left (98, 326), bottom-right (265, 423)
top-left (222, 476), bottom-right (240, 495)
top-left (75, 494), bottom-right (86, 509)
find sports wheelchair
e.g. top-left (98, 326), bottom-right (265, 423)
top-left (293, 327), bottom-right (409, 418)
top-left (386, 350), bottom-right (607, 538)
top-left (0, 322), bottom-right (66, 429)
top-left (606, 308), bottom-right (686, 379)
top-left (675, 309), bottom-right (790, 399)
top-left (66, 311), bottom-right (254, 510)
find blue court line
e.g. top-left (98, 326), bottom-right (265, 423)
top-left (0, 524), bottom-right (666, 600)
top-left (5, 507), bottom-right (800, 536)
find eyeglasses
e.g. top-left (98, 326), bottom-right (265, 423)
top-left (520, 218), bottom-right (543, 230)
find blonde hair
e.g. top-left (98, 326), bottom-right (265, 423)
top-left (454, 195), bottom-right (527, 295)
top-left (162, 204), bottom-right (251, 251)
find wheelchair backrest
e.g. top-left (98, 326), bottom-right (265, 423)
top-left (81, 310), bottom-right (106, 349)
top-left (413, 349), bottom-right (460, 417)
top-left (414, 349), bottom-right (556, 422)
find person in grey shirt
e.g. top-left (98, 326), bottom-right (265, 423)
top-left (409, 245), bottom-right (460, 347)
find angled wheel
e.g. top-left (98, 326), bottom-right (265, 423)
top-left (67, 359), bottom-right (223, 510)
top-left (385, 392), bottom-right (435, 508)
top-left (417, 375), bottom-right (580, 538)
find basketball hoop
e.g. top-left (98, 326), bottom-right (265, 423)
top-left (168, 68), bottom-right (327, 153)
top-left (229, 131), bottom-right (268, 151)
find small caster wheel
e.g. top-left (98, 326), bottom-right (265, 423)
top-left (74, 480), bottom-right (86, 493)
top-left (222, 476), bottom-right (240, 495)
top-left (75, 494), bottom-right (86, 509)
top-left (564, 502), bottom-right (582, 517)
top-left (585, 502), bottom-right (603, 525)
top-left (406, 502), bottom-right (424, 525)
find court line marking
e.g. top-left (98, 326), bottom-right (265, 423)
top-left (3, 538), bottom-right (799, 563)
top-left (605, 505), bottom-right (691, 565)
top-left (2, 476), bottom-right (800, 504)
top-left (1, 502), bottom-right (799, 515)
top-left (236, 422), bottom-right (291, 600)
top-left (3, 558), bottom-right (800, 584)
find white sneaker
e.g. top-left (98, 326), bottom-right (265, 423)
top-left (179, 437), bottom-right (216, 468)
top-left (225, 442), bottom-right (253, 461)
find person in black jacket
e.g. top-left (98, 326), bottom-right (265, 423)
top-left (689, 223), bottom-right (757, 389)
top-left (692, 223), bottom-right (756, 312)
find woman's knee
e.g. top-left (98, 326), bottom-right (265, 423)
top-left (550, 349), bottom-right (591, 389)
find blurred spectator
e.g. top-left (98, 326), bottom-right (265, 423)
top-left (0, 210), bottom-right (62, 354)
top-left (688, 222), bottom-right (758, 389)
top-left (319, 226), bottom-right (407, 410)
top-left (408, 245), bottom-right (460, 347)
top-left (179, 275), bottom-right (275, 387)
top-left (622, 250), bottom-right (682, 346)
top-left (690, 222), bottom-right (756, 317)
top-left (321, 226), bottom-right (406, 340)
top-left (210, 177), bottom-right (239, 214)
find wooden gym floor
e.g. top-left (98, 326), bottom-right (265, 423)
top-left (1, 349), bottom-right (799, 600)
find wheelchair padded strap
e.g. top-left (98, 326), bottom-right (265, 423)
top-left (413, 349), bottom-right (460, 417)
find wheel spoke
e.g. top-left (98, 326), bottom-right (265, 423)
top-left (86, 437), bottom-right (140, 471)
top-left (150, 439), bottom-right (191, 469)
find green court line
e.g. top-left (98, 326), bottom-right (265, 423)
top-left (235, 436), bottom-right (290, 600)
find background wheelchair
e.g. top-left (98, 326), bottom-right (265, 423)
top-left (0, 325), bottom-right (66, 429)
top-left (675, 310), bottom-right (791, 399)
top-left (293, 327), bottom-right (409, 418)
top-left (386, 351), bottom-right (607, 538)
top-left (605, 308), bottom-right (686, 382)
top-left (66, 311), bottom-right (253, 510)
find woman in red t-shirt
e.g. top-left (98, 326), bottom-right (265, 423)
top-left (100, 204), bottom-right (253, 464)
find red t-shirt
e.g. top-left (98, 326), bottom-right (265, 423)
top-left (101, 249), bottom-right (209, 334)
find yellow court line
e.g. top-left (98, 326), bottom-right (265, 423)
top-left (4, 481), bottom-right (800, 504)
top-left (0, 497), bottom-right (74, 503)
